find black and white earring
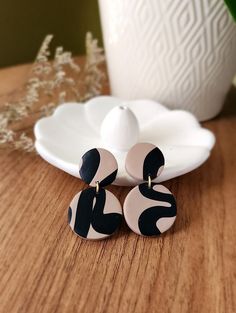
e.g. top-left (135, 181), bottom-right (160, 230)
top-left (123, 143), bottom-right (177, 236)
top-left (68, 148), bottom-right (123, 240)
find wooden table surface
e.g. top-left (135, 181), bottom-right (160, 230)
top-left (0, 61), bottom-right (235, 313)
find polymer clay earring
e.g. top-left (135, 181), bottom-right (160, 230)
top-left (68, 148), bottom-right (122, 240)
top-left (123, 143), bottom-right (177, 236)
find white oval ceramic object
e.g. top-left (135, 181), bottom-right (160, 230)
top-left (34, 96), bottom-right (215, 186)
top-left (101, 105), bottom-right (140, 150)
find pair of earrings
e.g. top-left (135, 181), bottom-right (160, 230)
top-left (68, 143), bottom-right (177, 240)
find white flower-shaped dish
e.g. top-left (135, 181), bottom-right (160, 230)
top-left (34, 96), bottom-right (215, 186)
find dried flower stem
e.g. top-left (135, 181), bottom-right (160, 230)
top-left (0, 32), bottom-right (105, 152)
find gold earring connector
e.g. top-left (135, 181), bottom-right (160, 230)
top-left (148, 175), bottom-right (151, 189)
top-left (96, 181), bottom-right (100, 194)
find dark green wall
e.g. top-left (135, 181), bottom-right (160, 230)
top-left (0, 0), bottom-right (102, 68)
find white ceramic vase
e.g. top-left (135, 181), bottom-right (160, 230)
top-left (99, 0), bottom-right (236, 121)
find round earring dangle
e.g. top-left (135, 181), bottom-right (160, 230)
top-left (123, 143), bottom-right (177, 236)
top-left (68, 148), bottom-right (123, 240)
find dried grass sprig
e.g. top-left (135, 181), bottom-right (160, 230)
top-left (0, 32), bottom-right (106, 152)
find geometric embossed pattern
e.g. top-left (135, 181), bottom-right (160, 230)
top-left (99, 0), bottom-right (236, 120)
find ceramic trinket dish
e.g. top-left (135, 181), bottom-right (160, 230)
top-left (34, 96), bottom-right (215, 186)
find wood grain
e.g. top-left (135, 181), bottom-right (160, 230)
top-left (0, 60), bottom-right (235, 313)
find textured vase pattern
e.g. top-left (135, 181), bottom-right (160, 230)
top-left (99, 0), bottom-right (236, 120)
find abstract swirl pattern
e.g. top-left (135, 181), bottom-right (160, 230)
top-left (79, 148), bottom-right (118, 187)
top-left (123, 183), bottom-right (177, 236)
top-left (125, 143), bottom-right (165, 181)
top-left (68, 187), bottom-right (122, 239)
